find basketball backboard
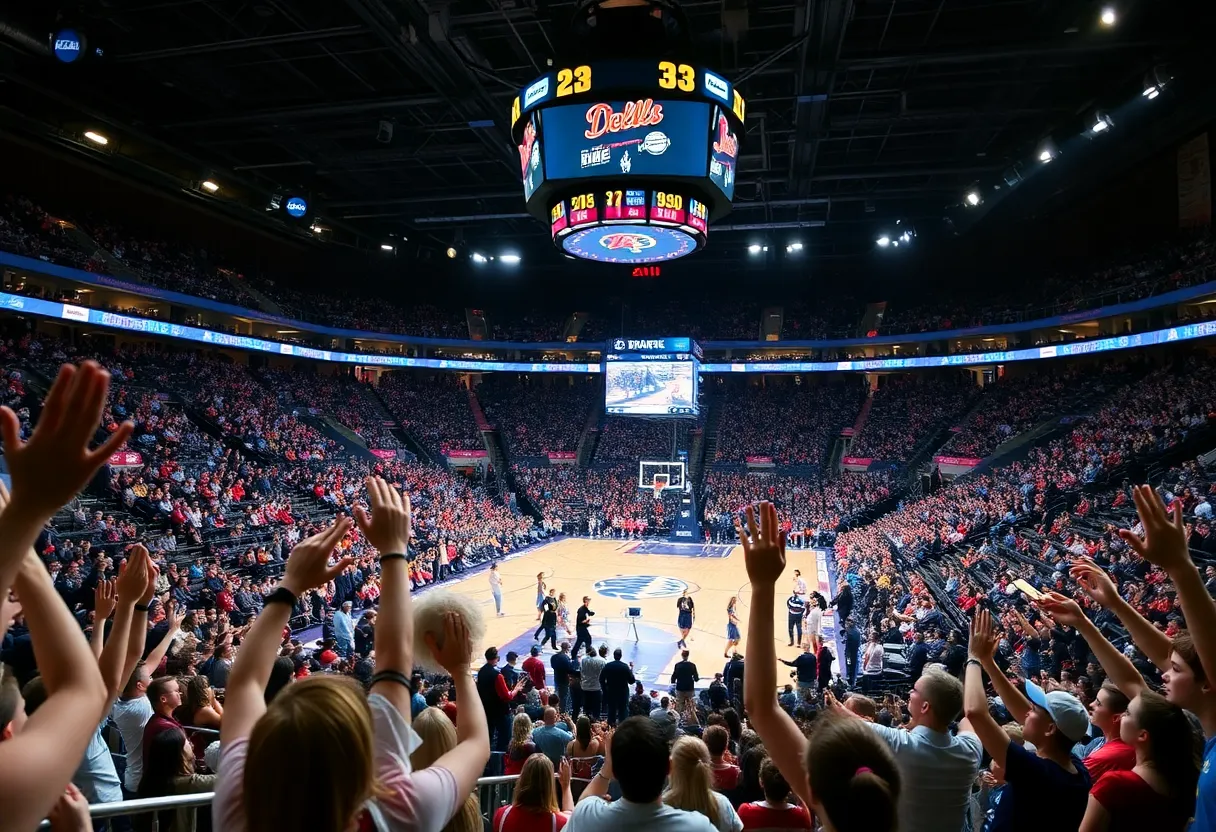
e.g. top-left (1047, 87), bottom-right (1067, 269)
top-left (638, 460), bottom-right (686, 491)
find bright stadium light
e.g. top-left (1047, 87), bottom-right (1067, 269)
top-left (380, 243), bottom-right (394, 252)
top-left (471, 252), bottom-right (487, 263)
top-left (747, 244), bottom-right (762, 255)
top-left (83, 130), bottom-right (109, 146)
top-left (1100, 6), bottom-right (1116, 26)
top-left (500, 253), bottom-right (522, 264)
top-left (446, 247), bottom-right (458, 259)
top-left (876, 235), bottom-right (891, 247)
top-left (201, 180), bottom-right (220, 193)
top-left (1143, 84), bottom-right (1160, 100)
top-left (965, 190), bottom-right (981, 207)
top-left (788, 241), bottom-right (803, 251)
top-left (1090, 112), bottom-right (1114, 134)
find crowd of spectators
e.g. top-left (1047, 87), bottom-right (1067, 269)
top-left (479, 376), bottom-right (600, 457)
top-left (515, 465), bottom-right (682, 537)
top-left (595, 417), bottom-right (688, 461)
top-left (256, 367), bottom-right (401, 449)
top-left (377, 373), bottom-right (483, 456)
top-left (712, 380), bottom-right (864, 466)
top-left (850, 374), bottom-right (979, 461)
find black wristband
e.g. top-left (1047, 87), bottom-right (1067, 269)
top-left (133, 603), bottom-right (150, 612)
top-left (370, 670), bottom-right (412, 689)
top-left (380, 553), bottom-right (409, 563)
top-left (264, 587), bottom-right (298, 607)
top-left (965, 658), bottom-right (983, 669)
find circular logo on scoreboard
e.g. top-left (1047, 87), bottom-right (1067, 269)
top-left (639, 131), bottom-right (671, 155)
top-left (594, 576), bottom-right (689, 600)
top-left (285, 197), bottom-right (308, 218)
top-left (562, 224), bottom-right (696, 264)
top-left (613, 339), bottom-right (627, 351)
top-left (53, 29), bottom-right (83, 63)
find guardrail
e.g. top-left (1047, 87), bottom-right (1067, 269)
top-left (38, 774), bottom-right (524, 830)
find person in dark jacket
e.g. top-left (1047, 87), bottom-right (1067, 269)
top-left (831, 583), bottom-right (854, 628)
top-left (599, 648), bottom-right (636, 726)
top-left (817, 642), bottom-right (835, 690)
top-left (843, 618), bottom-right (861, 686)
top-left (906, 630), bottom-right (930, 683)
top-left (780, 646), bottom-right (818, 696)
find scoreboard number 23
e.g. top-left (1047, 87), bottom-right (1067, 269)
top-left (556, 65), bottom-right (591, 97)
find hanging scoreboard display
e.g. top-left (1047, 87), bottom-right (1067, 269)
top-left (511, 58), bottom-right (744, 263)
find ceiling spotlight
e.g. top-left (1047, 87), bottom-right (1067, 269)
top-left (471, 252), bottom-right (487, 263)
top-left (1143, 67), bottom-right (1170, 101)
top-left (1038, 142), bottom-right (1058, 163)
top-left (500, 254), bottom-right (522, 265)
top-left (876, 236), bottom-right (891, 247)
top-left (1099, 6), bottom-right (1116, 26)
top-left (965, 191), bottom-right (981, 207)
top-left (900, 231), bottom-right (912, 244)
top-left (83, 130), bottom-right (109, 146)
top-left (446, 247), bottom-right (458, 259)
top-left (380, 243), bottom-right (395, 252)
top-left (1142, 85), bottom-right (1160, 100)
top-left (789, 242), bottom-right (803, 251)
top-left (201, 180), bottom-right (220, 193)
top-left (1090, 112), bottom-right (1114, 134)
top-left (747, 244), bottom-right (762, 254)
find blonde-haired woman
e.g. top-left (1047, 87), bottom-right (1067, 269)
top-left (664, 736), bottom-right (744, 832)
top-left (411, 708), bottom-right (483, 832)
top-left (504, 712), bottom-right (537, 776)
top-left (214, 477), bottom-right (491, 832)
top-left (493, 754), bottom-right (575, 832)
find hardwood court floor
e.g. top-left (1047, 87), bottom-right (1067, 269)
top-left (444, 537), bottom-right (830, 686)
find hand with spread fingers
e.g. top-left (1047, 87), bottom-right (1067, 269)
top-left (354, 476), bottom-right (412, 555)
top-left (93, 578), bottom-right (117, 622)
top-left (115, 547), bottom-right (151, 607)
top-left (281, 517), bottom-right (354, 597)
top-left (1118, 484), bottom-right (1193, 574)
top-left (735, 501), bottom-right (787, 587)
top-left (0, 361), bottom-right (134, 520)
top-left (968, 609), bottom-right (999, 663)
top-left (1069, 557), bottom-right (1120, 608)
top-left (1035, 591), bottom-right (1085, 628)
top-left (425, 611), bottom-right (473, 674)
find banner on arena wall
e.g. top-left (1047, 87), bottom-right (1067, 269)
top-left (369, 449), bottom-right (397, 459)
top-left (1178, 132), bottom-right (1212, 229)
top-left (108, 451), bottom-right (144, 467)
top-left (839, 428), bottom-right (854, 437)
top-left (547, 452), bottom-right (577, 462)
top-left (446, 449), bottom-right (488, 458)
top-left (745, 455), bottom-right (775, 467)
top-left (840, 456), bottom-right (873, 472)
top-left (933, 455), bottom-right (982, 476)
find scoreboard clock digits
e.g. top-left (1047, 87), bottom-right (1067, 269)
top-left (650, 191), bottom-right (687, 226)
top-left (568, 192), bottom-right (599, 227)
top-left (556, 65), bottom-right (591, 97)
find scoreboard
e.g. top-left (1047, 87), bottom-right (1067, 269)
top-left (511, 57), bottom-right (744, 263)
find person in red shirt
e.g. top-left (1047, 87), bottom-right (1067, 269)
top-left (522, 645), bottom-right (547, 691)
top-left (141, 677), bottom-right (184, 770)
top-left (1081, 690), bottom-right (1199, 832)
top-left (493, 754), bottom-right (573, 832)
top-left (1083, 682), bottom-right (1137, 780)
top-left (739, 758), bottom-right (813, 830)
top-left (705, 725), bottom-right (741, 790)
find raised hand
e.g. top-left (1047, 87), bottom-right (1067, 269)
top-left (969, 608), bottom-right (999, 662)
top-left (558, 757), bottom-right (572, 789)
top-left (46, 783), bottom-right (91, 832)
top-left (1069, 558), bottom-right (1120, 608)
top-left (424, 611), bottom-right (472, 675)
top-left (1118, 484), bottom-right (1193, 573)
top-left (116, 546), bottom-right (150, 605)
top-left (353, 476), bottom-right (411, 554)
top-left (735, 501), bottom-right (787, 587)
top-left (0, 362), bottom-right (134, 519)
top-left (1035, 591), bottom-right (1085, 628)
top-left (93, 578), bottom-right (117, 622)
top-left (281, 517), bottom-right (354, 596)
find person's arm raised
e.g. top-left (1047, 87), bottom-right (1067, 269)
top-left (0, 362), bottom-right (132, 641)
top-left (91, 578), bottom-right (117, 662)
top-left (1118, 484), bottom-right (1216, 683)
top-left (1036, 591), bottom-right (1145, 700)
top-left (97, 549), bottom-right (151, 708)
top-left (577, 728), bottom-right (614, 803)
top-left (220, 517), bottom-right (353, 745)
top-left (355, 476), bottom-right (415, 717)
top-left (427, 612), bottom-right (491, 802)
top-left (1069, 557), bottom-right (1171, 672)
top-left (736, 501), bottom-right (813, 809)
top-left (960, 609), bottom-right (1012, 769)
top-left (140, 599), bottom-right (185, 676)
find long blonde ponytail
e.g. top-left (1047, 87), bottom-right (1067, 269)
top-left (663, 736), bottom-right (719, 826)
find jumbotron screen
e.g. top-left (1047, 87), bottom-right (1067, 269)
top-left (604, 337), bottom-right (701, 417)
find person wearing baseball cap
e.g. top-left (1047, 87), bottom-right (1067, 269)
top-left (963, 610), bottom-right (1091, 832)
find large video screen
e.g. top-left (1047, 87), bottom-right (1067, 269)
top-left (605, 359), bottom-right (699, 416)
top-left (542, 99), bottom-right (711, 180)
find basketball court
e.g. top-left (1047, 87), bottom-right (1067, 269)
top-left (439, 535), bottom-right (839, 689)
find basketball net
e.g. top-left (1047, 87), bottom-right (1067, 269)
top-left (652, 474), bottom-right (669, 500)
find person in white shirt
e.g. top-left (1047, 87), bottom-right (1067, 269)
top-left (830, 665), bottom-right (982, 832)
top-left (861, 632), bottom-right (886, 694)
top-left (792, 570), bottom-right (807, 598)
top-left (489, 563), bottom-right (504, 617)
top-left (567, 716), bottom-right (717, 832)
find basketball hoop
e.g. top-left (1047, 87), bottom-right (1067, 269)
top-left (652, 474), bottom-right (669, 500)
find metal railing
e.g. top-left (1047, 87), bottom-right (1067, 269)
top-left (39, 774), bottom-right (524, 830)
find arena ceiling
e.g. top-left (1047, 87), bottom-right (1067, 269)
top-left (0, 0), bottom-right (1209, 266)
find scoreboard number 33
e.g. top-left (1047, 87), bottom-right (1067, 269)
top-left (658, 61), bottom-right (695, 92)
top-left (556, 65), bottom-right (592, 97)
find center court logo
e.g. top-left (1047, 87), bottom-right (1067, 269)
top-left (594, 576), bottom-right (689, 600)
top-left (600, 232), bottom-right (655, 254)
